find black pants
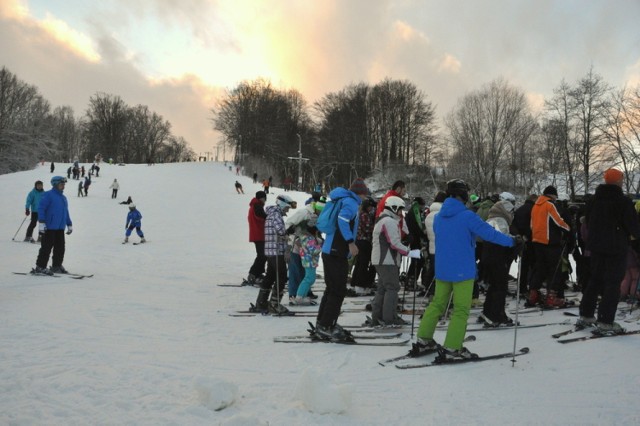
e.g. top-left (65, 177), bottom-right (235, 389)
top-left (517, 242), bottom-right (535, 294)
top-left (112, 189), bottom-right (118, 198)
top-left (26, 212), bottom-right (39, 238)
top-left (317, 253), bottom-right (348, 327)
top-left (407, 257), bottom-right (425, 284)
top-left (422, 253), bottom-right (436, 294)
top-left (529, 243), bottom-right (564, 293)
top-left (579, 253), bottom-right (626, 324)
top-left (36, 229), bottom-right (65, 268)
top-left (261, 255), bottom-right (287, 302)
top-left (482, 254), bottom-right (511, 322)
top-left (350, 240), bottom-right (375, 288)
top-left (249, 241), bottom-right (267, 278)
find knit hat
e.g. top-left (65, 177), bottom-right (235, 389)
top-left (349, 178), bottom-right (369, 195)
top-left (255, 191), bottom-right (267, 199)
top-left (604, 168), bottom-right (624, 184)
top-left (543, 186), bottom-right (558, 197)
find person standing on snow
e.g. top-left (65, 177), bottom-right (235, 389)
top-left (33, 176), bottom-right (73, 275)
top-left (24, 180), bottom-right (44, 243)
top-left (123, 204), bottom-right (146, 244)
top-left (370, 196), bottom-right (419, 326)
top-left (246, 191), bottom-right (268, 285)
top-left (109, 179), bottom-right (120, 199)
top-left (251, 194), bottom-right (296, 314)
top-left (83, 175), bottom-right (91, 196)
top-left (578, 168), bottom-right (640, 334)
top-left (314, 178), bottom-right (369, 341)
top-left (347, 196), bottom-right (377, 296)
top-left (412, 179), bottom-right (517, 361)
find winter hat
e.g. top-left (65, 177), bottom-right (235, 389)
top-left (313, 200), bottom-right (326, 213)
top-left (255, 191), bottom-right (267, 200)
top-left (469, 194), bottom-right (480, 204)
top-left (499, 192), bottom-right (516, 203)
top-left (604, 168), bottom-right (624, 184)
top-left (543, 186), bottom-right (558, 197)
top-left (446, 179), bottom-right (469, 202)
top-left (349, 178), bottom-right (369, 195)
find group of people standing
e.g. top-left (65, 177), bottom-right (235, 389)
top-left (241, 166), bottom-right (639, 360)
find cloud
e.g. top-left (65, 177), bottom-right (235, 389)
top-left (626, 59), bottom-right (640, 88)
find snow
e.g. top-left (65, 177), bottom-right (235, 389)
top-left (1, 161), bottom-right (639, 425)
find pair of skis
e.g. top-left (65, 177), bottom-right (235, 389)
top-left (13, 271), bottom-right (94, 279)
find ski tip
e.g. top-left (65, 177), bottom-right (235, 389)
top-left (520, 347), bottom-right (530, 354)
top-left (467, 335), bottom-right (476, 341)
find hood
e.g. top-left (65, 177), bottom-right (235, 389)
top-left (535, 195), bottom-right (553, 206)
top-left (439, 197), bottom-right (468, 218)
top-left (249, 197), bottom-right (264, 207)
top-left (487, 201), bottom-right (514, 225)
top-left (328, 187), bottom-right (362, 205)
top-left (428, 201), bottom-right (442, 213)
top-left (594, 183), bottom-right (623, 199)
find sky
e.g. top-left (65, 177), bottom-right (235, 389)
top-left (1, 0), bottom-right (640, 157)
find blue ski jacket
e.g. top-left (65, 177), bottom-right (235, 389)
top-left (25, 188), bottom-right (44, 211)
top-left (126, 209), bottom-right (143, 228)
top-left (38, 188), bottom-right (72, 230)
top-left (434, 197), bottom-right (514, 282)
top-left (321, 187), bottom-right (361, 258)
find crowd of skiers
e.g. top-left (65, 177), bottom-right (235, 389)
top-left (243, 167), bottom-right (640, 360)
top-left (22, 162), bottom-right (144, 276)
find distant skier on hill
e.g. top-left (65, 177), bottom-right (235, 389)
top-left (235, 181), bottom-right (244, 194)
top-left (24, 180), bottom-right (44, 243)
top-left (123, 204), bottom-right (146, 244)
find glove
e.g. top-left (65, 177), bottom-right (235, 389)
top-left (66, 226), bottom-right (73, 235)
top-left (38, 223), bottom-right (46, 234)
top-left (409, 249), bottom-right (422, 259)
top-left (25, 209), bottom-right (30, 216)
top-left (512, 235), bottom-right (525, 256)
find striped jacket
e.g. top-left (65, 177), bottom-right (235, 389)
top-left (530, 195), bottom-right (569, 245)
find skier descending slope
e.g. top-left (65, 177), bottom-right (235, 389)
top-left (412, 179), bottom-right (520, 362)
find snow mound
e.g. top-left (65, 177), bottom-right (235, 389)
top-left (294, 367), bottom-right (353, 414)
top-left (194, 377), bottom-right (238, 411)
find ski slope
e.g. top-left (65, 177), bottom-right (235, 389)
top-left (1, 161), bottom-right (639, 425)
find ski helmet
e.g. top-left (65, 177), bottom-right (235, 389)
top-left (384, 196), bottom-right (405, 214)
top-left (276, 194), bottom-right (294, 209)
top-left (50, 176), bottom-right (67, 186)
top-left (499, 192), bottom-right (516, 204)
top-left (129, 204), bottom-right (136, 209)
top-left (445, 179), bottom-right (469, 202)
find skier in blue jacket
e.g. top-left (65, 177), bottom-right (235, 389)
top-left (314, 178), bottom-right (369, 342)
top-left (24, 180), bottom-right (44, 243)
top-left (412, 179), bottom-right (520, 361)
top-left (124, 204), bottom-right (146, 244)
top-left (34, 176), bottom-right (73, 274)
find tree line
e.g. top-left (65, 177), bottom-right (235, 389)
top-left (212, 68), bottom-right (640, 200)
top-left (0, 66), bottom-right (195, 174)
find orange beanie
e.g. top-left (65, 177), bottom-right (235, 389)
top-left (604, 168), bottom-right (624, 184)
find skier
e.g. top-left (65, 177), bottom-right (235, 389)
top-left (314, 178), bottom-right (369, 341)
top-left (123, 204), bottom-right (146, 244)
top-left (251, 194), bottom-right (296, 314)
top-left (578, 168), bottom-right (640, 333)
top-left (347, 196), bottom-right (377, 296)
top-left (262, 178), bottom-right (270, 194)
top-left (404, 197), bottom-right (428, 290)
top-left (412, 179), bottom-right (517, 361)
top-left (370, 196), bottom-right (418, 326)
top-left (109, 179), bottom-right (120, 199)
top-left (246, 191), bottom-right (268, 285)
top-left (512, 194), bottom-right (537, 298)
top-left (33, 176), bottom-right (73, 275)
top-left (293, 222), bottom-right (323, 305)
top-left (528, 186), bottom-right (571, 307)
top-left (119, 196), bottom-right (133, 205)
top-left (422, 191), bottom-right (448, 298)
top-left (480, 196), bottom-right (519, 326)
top-left (50, 162), bottom-right (55, 173)
top-left (235, 181), bottom-right (244, 194)
top-left (285, 197), bottom-right (322, 302)
top-left (24, 180), bottom-right (44, 243)
top-left (375, 180), bottom-right (406, 219)
top-left (77, 180), bottom-right (84, 197)
top-left (83, 176), bottom-right (91, 196)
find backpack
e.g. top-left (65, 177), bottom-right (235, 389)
top-left (316, 197), bottom-right (344, 234)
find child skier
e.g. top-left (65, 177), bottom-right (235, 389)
top-left (124, 204), bottom-right (146, 244)
top-left (293, 223), bottom-right (323, 305)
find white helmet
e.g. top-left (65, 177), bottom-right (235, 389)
top-left (499, 192), bottom-right (516, 203)
top-left (384, 196), bottom-right (405, 214)
top-left (276, 194), bottom-right (294, 209)
top-left (129, 204), bottom-right (136, 209)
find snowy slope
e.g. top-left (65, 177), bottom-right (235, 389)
top-left (1, 162), bottom-right (639, 425)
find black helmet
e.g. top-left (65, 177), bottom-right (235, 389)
top-left (446, 179), bottom-right (469, 202)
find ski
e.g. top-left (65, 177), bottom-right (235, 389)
top-left (378, 335), bottom-right (476, 366)
top-left (132, 241), bottom-right (147, 245)
top-left (465, 320), bottom-right (570, 332)
top-left (551, 325), bottom-right (588, 339)
top-left (13, 272), bottom-right (60, 278)
top-left (395, 347), bottom-right (530, 369)
top-left (278, 332), bottom-right (403, 341)
top-left (56, 273), bottom-right (94, 279)
top-left (557, 329), bottom-right (640, 344)
top-left (273, 336), bottom-right (410, 346)
top-left (230, 310), bottom-right (317, 317)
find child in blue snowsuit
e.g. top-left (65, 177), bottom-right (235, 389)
top-left (124, 204), bottom-right (146, 244)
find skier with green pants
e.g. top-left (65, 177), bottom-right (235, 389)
top-left (412, 179), bottom-right (519, 361)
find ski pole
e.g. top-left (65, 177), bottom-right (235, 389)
top-left (12, 215), bottom-right (29, 241)
top-left (511, 253), bottom-right (523, 366)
